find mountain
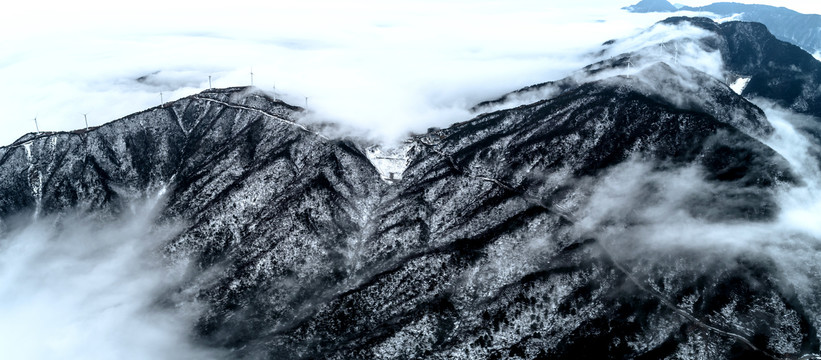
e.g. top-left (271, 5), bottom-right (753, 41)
top-left (477, 17), bottom-right (821, 123)
top-left (2, 17), bottom-right (821, 360)
top-left (623, 0), bottom-right (679, 13)
top-left (623, 1), bottom-right (821, 55)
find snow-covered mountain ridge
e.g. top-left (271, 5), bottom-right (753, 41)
top-left (2, 17), bottom-right (821, 360)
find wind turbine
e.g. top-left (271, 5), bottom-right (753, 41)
top-left (674, 43), bottom-right (679, 64)
top-left (33, 116), bottom-right (40, 134)
top-left (250, 68), bottom-right (254, 86)
top-left (659, 43), bottom-right (670, 63)
top-left (208, 75), bottom-right (212, 89)
top-left (305, 96), bottom-right (308, 107)
top-left (82, 113), bottom-right (89, 130)
top-left (160, 92), bottom-right (164, 107)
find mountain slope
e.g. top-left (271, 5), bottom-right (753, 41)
top-left (479, 17), bottom-right (821, 122)
top-left (623, 0), bottom-right (821, 55)
top-left (1, 17), bottom-right (820, 360)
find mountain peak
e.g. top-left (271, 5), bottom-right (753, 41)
top-left (623, 0), bottom-right (678, 13)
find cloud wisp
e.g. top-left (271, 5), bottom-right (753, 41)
top-left (472, 19), bottom-right (740, 115)
top-left (567, 99), bottom-right (821, 335)
top-left (0, 196), bottom-right (222, 360)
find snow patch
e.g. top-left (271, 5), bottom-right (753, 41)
top-left (365, 144), bottom-right (411, 183)
top-left (21, 140), bottom-right (42, 218)
top-left (730, 77), bottom-right (750, 95)
top-left (22, 142), bottom-right (32, 161)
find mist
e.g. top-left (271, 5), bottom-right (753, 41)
top-left (567, 98), bottom-right (821, 337)
top-left (569, 98), bottom-right (821, 252)
top-left (473, 20), bottom-right (730, 115)
top-left (0, 0), bottom-right (685, 146)
top-left (0, 197), bottom-right (221, 359)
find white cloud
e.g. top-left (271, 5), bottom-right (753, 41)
top-left (0, 0), bottom-right (676, 146)
top-left (18, 0), bottom-right (821, 146)
top-left (569, 98), bottom-right (821, 332)
top-left (0, 196), bottom-right (221, 359)
top-left (758, 101), bottom-right (821, 239)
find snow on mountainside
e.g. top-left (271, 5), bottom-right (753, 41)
top-left (365, 144), bottom-right (413, 183)
top-left (2, 16), bottom-right (821, 360)
top-left (730, 76), bottom-right (751, 94)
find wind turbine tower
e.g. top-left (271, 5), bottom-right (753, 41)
top-left (82, 113), bottom-right (89, 130)
top-left (674, 43), bottom-right (679, 64)
top-left (33, 117), bottom-right (40, 134)
top-left (250, 68), bottom-right (254, 86)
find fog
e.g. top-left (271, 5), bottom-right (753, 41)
top-left (2, 1), bottom-right (819, 146)
top-left (571, 98), bottom-right (821, 333)
top-left (0, 0), bottom-right (687, 146)
top-left (0, 196), bottom-right (221, 359)
top-left (474, 20), bottom-right (731, 115)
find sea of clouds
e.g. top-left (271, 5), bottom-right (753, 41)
top-left (2, 0), bottom-right (818, 146)
top-left (0, 0), bottom-right (682, 146)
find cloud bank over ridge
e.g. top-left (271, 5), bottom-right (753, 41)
top-left (0, 0), bottom-right (682, 145)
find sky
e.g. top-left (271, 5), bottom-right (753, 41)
top-left (0, 0), bottom-right (816, 146)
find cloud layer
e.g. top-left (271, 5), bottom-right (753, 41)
top-left (0, 0), bottom-right (684, 146)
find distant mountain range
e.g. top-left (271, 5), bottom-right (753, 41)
top-left (624, 0), bottom-right (680, 12)
top-left (624, 1), bottom-right (821, 55)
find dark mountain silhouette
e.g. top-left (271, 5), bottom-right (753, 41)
top-left (623, 1), bottom-right (821, 55)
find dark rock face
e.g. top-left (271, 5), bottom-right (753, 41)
top-left (691, 3), bottom-right (821, 56)
top-left (660, 17), bottom-right (821, 119)
top-left (481, 17), bottom-right (821, 122)
top-left (718, 21), bottom-right (821, 117)
top-left (1, 18), bottom-right (820, 360)
top-left (624, 0), bottom-right (821, 56)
